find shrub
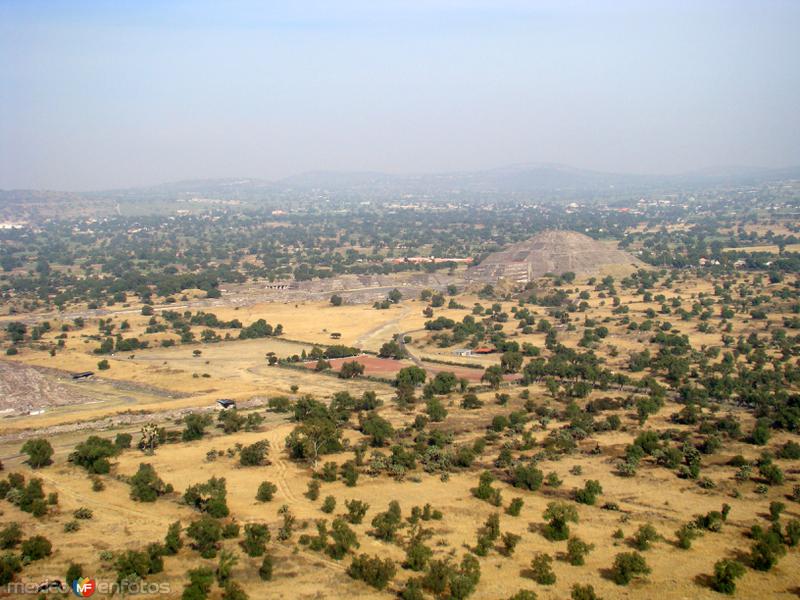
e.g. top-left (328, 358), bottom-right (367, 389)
top-left (512, 464), bottom-right (543, 491)
top-left (404, 540), bottom-right (433, 571)
top-left (675, 523), bottom-right (701, 549)
top-left (0, 552), bottom-right (21, 586)
top-left (66, 562), bottom-right (83, 585)
top-left (475, 513), bottom-right (501, 556)
top-left (321, 495), bottom-right (336, 513)
top-left (506, 497), bottom-right (524, 517)
top-left (69, 435), bottom-right (119, 474)
top-left (164, 521), bottom-right (183, 555)
top-left (777, 441), bottom-right (800, 460)
top-left (425, 398), bottom-right (448, 422)
top-left (347, 554), bottom-right (396, 590)
top-left (710, 559), bottom-right (745, 595)
top-left (426, 554), bottom-right (480, 599)
top-left (221, 581), bottom-right (248, 600)
top-left (17, 478), bottom-right (45, 514)
top-left (328, 518), bottom-right (360, 559)
top-left (785, 520), bottom-right (800, 547)
top-left (240, 440), bottom-right (270, 466)
top-left (461, 393), bottom-right (483, 409)
top-left (566, 537), bottom-right (594, 566)
top-left (241, 523), bottom-right (270, 557)
top-left (0, 523), bottom-right (22, 549)
top-left (267, 396), bottom-right (292, 412)
top-left (256, 481), bottom-right (278, 502)
top-left (501, 532), bottom-right (521, 556)
top-left (306, 480), bottom-right (320, 501)
top-left (542, 502), bottom-right (578, 541)
top-left (529, 553), bottom-right (555, 585)
top-left (182, 566), bottom-right (214, 600)
top-left (401, 579), bottom-right (425, 600)
top-left (187, 516), bottom-right (223, 558)
top-left (694, 509), bottom-right (725, 532)
top-left (345, 499), bottom-right (370, 524)
top-left (74, 507), bottom-right (93, 519)
top-left (114, 433), bottom-right (133, 449)
top-left (472, 471), bottom-right (502, 505)
top-left (632, 523), bottom-right (660, 551)
top-left (259, 554), bottom-right (273, 581)
top-left (571, 584), bottom-right (600, 600)
top-left (574, 480), bottom-right (602, 505)
top-left (750, 528), bottom-right (786, 571)
top-left (508, 592), bottom-right (537, 600)
top-left (371, 501), bottom-right (402, 541)
top-left (184, 477), bottom-right (229, 517)
top-left (21, 439), bottom-right (53, 468)
top-left (222, 521), bottom-right (239, 539)
top-left (130, 463), bottom-right (172, 502)
top-left (114, 549), bottom-right (155, 585)
top-left (759, 463), bottom-right (784, 485)
top-left (20, 535), bottom-right (52, 561)
top-left (611, 552), bottom-right (650, 585)
top-left (341, 461), bottom-right (359, 487)
top-left (320, 462), bottom-right (338, 482)
top-left (769, 501), bottom-right (785, 522)
top-left (545, 472), bottom-right (562, 487)
top-left (63, 520), bottom-right (80, 533)
top-left (182, 413), bottom-right (213, 442)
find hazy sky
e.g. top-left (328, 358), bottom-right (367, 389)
top-left (1, 0), bottom-right (799, 190)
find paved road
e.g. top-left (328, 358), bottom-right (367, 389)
top-left (397, 329), bottom-right (425, 367)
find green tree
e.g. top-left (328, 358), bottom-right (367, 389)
top-left (241, 523), bottom-right (270, 557)
top-left (69, 435), bottom-right (119, 474)
top-left (21, 439), bottom-right (53, 469)
top-left (542, 502), bottom-right (578, 541)
top-left (396, 366), bottom-right (426, 387)
top-left (182, 413), bottom-right (213, 442)
top-left (566, 537), bottom-right (594, 566)
top-left (339, 360), bottom-right (365, 379)
top-left (481, 365), bottom-right (504, 389)
top-left (130, 463), bottom-right (172, 502)
top-left (347, 554), bottom-right (396, 590)
top-left (361, 413), bottom-right (394, 447)
top-left (426, 398), bottom-right (448, 422)
top-left (240, 440), bottom-right (270, 466)
top-left (611, 552), bottom-right (650, 585)
top-left (186, 516), bottom-right (223, 558)
top-left (256, 481), bottom-right (278, 502)
top-left (529, 553), bottom-right (555, 585)
top-left (710, 559), bottom-right (745, 595)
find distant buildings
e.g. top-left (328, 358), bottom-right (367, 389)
top-left (385, 256), bottom-right (473, 265)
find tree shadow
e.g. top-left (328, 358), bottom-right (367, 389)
top-left (598, 567), bottom-right (619, 583)
top-left (693, 572), bottom-right (714, 589)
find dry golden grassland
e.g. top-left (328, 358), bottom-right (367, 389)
top-left (1, 268), bottom-right (799, 599)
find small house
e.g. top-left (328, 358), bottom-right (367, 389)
top-left (216, 399), bottom-right (236, 410)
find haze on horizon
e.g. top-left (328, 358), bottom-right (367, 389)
top-left (1, 0), bottom-right (799, 192)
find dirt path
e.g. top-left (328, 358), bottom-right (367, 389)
top-left (36, 471), bottom-right (162, 521)
top-left (353, 306), bottom-right (415, 349)
top-left (397, 328), bottom-right (425, 367)
top-left (267, 425), bottom-right (300, 504)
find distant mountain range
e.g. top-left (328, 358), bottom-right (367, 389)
top-left (274, 163), bottom-right (800, 193)
top-left (2, 163), bottom-right (799, 206)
